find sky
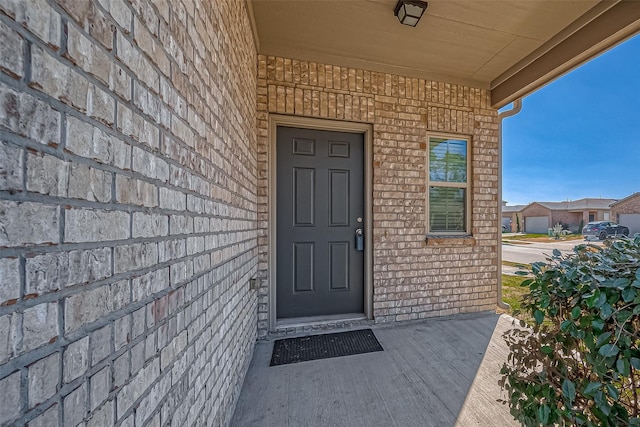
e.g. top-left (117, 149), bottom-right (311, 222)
top-left (501, 34), bottom-right (640, 206)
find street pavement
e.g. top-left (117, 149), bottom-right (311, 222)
top-left (502, 238), bottom-right (603, 274)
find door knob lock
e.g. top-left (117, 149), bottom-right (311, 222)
top-left (355, 228), bottom-right (364, 251)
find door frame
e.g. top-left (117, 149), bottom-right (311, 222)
top-left (268, 114), bottom-right (373, 331)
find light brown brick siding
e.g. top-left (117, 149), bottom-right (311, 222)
top-left (522, 204), bottom-right (611, 233)
top-left (0, 0), bottom-right (257, 425)
top-left (256, 55), bottom-right (500, 335)
top-left (522, 204), bottom-right (552, 231)
top-left (611, 194), bottom-right (640, 219)
top-left (521, 204), bottom-right (550, 219)
top-left (551, 211), bottom-right (582, 230)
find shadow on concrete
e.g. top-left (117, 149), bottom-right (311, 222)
top-left (231, 312), bottom-right (518, 427)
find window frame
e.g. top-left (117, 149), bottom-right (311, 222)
top-left (425, 133), bottom-right (472, 236)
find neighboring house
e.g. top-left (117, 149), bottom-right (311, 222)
top-left (610, 192), bottom-right (640, 235)
top-left (502, 204), bottom-right (526, 232)
top-left (0, 1), bottom-right (638, 426)
top-left (521, 198), bottom-right (617, 233)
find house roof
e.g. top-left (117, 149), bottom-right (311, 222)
top-left (531, 198), bottom-right (617, 211)
top-left (248, 1), bottom-right (640, 108)
top-left (503, 205), bottom-right (526, 213)
top-left (610, 192), bottom-right (640, 207)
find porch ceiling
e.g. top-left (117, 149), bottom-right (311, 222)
top-left (248, 0), bottom-right (640, 108)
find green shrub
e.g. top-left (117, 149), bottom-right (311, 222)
top-left (552, 222), bottom-right (564, 239)
top-left (500, 236), bottom-right (640, 426)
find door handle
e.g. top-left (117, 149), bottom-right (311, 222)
top-left (355, 228), bottom-right (364, 251)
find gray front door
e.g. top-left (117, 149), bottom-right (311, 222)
top-left (276, 126), bottom-right (364, 319)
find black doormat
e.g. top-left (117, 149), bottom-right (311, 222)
top-left (270, 329), bottom-right (383, 366)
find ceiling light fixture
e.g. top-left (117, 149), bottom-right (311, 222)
top-left (394, 0), bottom-right (428, 27)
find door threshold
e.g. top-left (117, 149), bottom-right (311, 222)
top-left (274, 313), bottom-right (368, 335)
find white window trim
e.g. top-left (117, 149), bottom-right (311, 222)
top-left (426, 133), bottom-right (472, 236)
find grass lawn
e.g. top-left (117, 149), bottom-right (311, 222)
top-left (503, 233), bottom-right (584, 243)
top-left (502, 260), bottom-right (530, 269)
top-left (501, 274), bottom-right (529, 318)
top-left (504, 233), bottom-right (548, 240)
top-left (501, 239), bottom-right (531, 245)
top-left (502, 274), bottom-right (552, 326)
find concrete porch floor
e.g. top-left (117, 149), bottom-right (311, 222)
top-left (231, 312), bottom-right (519, 427)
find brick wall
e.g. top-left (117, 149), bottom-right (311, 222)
top-left (521, 204), bottom-right (551, 230)
top-left (551, 211), bottom-right (581, 230)
top-left (0, 0), bottom-right (257, 425)
top-left (596, 210), bottom-right (609, 221)
top-left (256, 55), bottom-right (500, 336)
top-left (521, 204), bottom-right (550, 219)
top-left (611, 193), bottom-right (640, 217)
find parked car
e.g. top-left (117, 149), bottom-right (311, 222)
top-left (582, 221), bottom-right (629, 240)
top-left (502, 224), bottom-right (508, 232)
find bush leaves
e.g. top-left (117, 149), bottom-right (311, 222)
top-left (500, 236), bottom-right (640, 426)
top-left (562, 379), bottom-right (576, 402)
top-left (598, 343), bottom-right (619, 357)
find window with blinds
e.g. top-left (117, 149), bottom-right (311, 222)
top-left (427, 136), bottom-right (470, 234)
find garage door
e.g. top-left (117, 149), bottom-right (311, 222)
top-left (619, 214), bottom-right (640, 236)
top-left (502, 217), bottom-right (511, 231)
top-left (525, 216), bottom-right (549, 234)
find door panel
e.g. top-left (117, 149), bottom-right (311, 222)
top-left (329, 241), bottom-right (350, 290)
top-left (329, 169), bottom-right (350, 226)
top-left (277, 126), bottom-right (364, 319)
top-left (293, 168), bottom-right (315, 226)
top-left (293, 242), bottom-right (314, 292)
top-left (525, 216), bottom-right (549, 234)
